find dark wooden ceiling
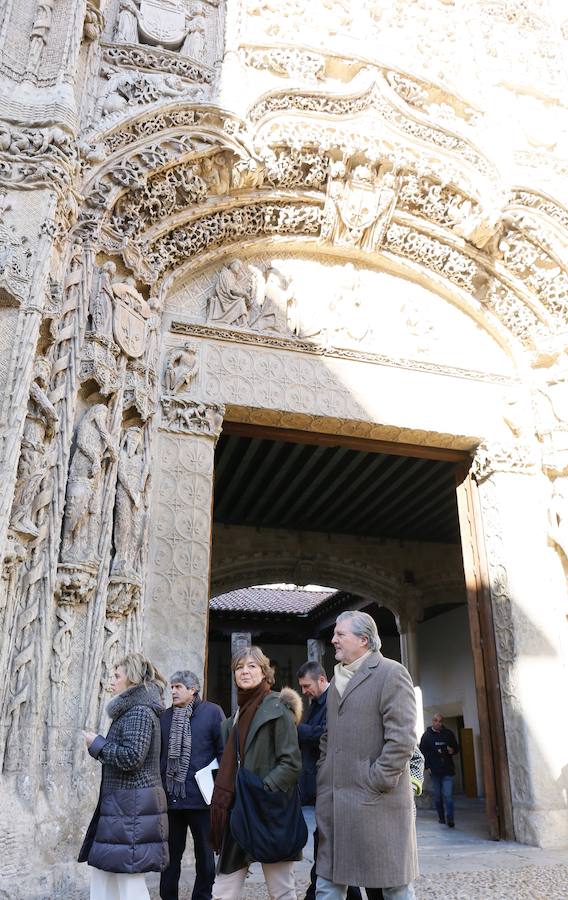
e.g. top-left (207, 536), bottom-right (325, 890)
top-left (214, 432), bottom-right (461, 543)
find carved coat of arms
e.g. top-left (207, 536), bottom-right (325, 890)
top-left (138, 0), bottom-right (187, 49)
top-left (112, 283), bottom-right (150, 358)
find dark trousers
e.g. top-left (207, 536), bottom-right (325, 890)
top-left (160, 808), bottom-right (216, 900)
top-left (305, 827), bottom-right (366, 900)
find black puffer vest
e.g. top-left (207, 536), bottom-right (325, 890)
top-left (78, 682), bottom-right (169, 874)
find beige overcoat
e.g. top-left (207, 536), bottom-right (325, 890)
top-left (315, 652), bottom-right (419, 889)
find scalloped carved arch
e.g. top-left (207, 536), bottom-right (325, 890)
top-left (210, 551), bottom-right (405, 618)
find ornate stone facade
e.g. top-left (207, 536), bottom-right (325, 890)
top-left (0, 0), bottom-right (568, 894)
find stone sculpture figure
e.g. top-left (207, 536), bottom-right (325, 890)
top-left (90, 261), bottom-right (116, 340)
top-left (181, 4), bottom-right (206, 58)
top-left (165, 343), bottom-right (198, 394)
top-left (146, 296), bottom-right (162, 369)
top-left (251, 267), bottom-right (295, 334)
top-left (112, 428), bottom-right (149, 576)
top-left (208, 260), bottom-right (255, 327)
top-left (60, 405), bottom-right (117, 564)
top-left (199, 154), bottom-right (231, 196)
top-left (115, 0), bottom-right (140, 43)
top-left (28, 0), bottom-right (55, 75)
top-left (10, 359), bottom-right (59, 539)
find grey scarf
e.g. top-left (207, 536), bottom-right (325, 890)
top-left (166, 696), bottom-right (198, 798)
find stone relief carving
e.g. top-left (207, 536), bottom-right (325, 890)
top-left (88, 263), bottom-right (150, 360)
top-left (111, 152), bottom-right (232, 234)
top-left (139, 201), bottom-right (322, 281)
top-left (83, 1), bottom-right (105, 42)
top-left (98, 66), bottom-right (199, 121)
top-left (0, 196), bottom-right (32, 306)
top-left (101, 41), bottom-right (214, 84)
top-left (60, 405), bottom-right (117, 566)
top-left (161, 397), bottom-right (224, 436)
top-left (205, 260), bottom-right (297, 335)
top-left (27, 0), bottom-right (55, 76)
top-left (10, 359), bottom-right (59, 540)
top-left (114, 0), bottom-right (212, 60)
top-left (321, 161), bottom-right (399, 252)
top-left (112, 428), bottom-right (150, 578)
top-left (165, 342), bottom-right (198, 394)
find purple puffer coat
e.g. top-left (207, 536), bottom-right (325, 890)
top-left (78, 682), bottom-right (169, 874)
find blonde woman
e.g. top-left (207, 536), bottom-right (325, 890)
top-left (79, 652), bottom-right (169, 899)
top-left (210, 646), bottom-right (303, 900)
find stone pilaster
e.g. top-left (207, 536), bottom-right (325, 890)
top-left (473, 442), bottom-right (568, 848)
top-left (145, 399), bottom-right (224, 681)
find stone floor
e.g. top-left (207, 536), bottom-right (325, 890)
top-left (147, 800), bottom-right (568, 899)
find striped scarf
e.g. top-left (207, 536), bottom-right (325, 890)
top-left (166, 697), bottom-right (197, 798)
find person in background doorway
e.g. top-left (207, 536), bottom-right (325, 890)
top-left (419, 713), bottom-right (460, 828)
top-left (159, 669), bottom-right (225, 900)
top-left (297, 661), bottom-right (362, 900)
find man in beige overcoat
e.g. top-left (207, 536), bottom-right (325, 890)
top-left (315, 611), bottom-right (419, 900)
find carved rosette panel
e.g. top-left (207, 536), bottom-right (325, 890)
top-left (145, 425), bottom-right (220, 676)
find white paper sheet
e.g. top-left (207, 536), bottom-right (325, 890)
top-left (195, 758), bottom-right (219, 805)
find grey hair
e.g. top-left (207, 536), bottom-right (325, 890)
top-left (170, 669), bottom-right (201, 692)
top-left (336, 610), bottom-right (381, 652)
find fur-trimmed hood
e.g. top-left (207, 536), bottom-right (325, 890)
top-left (106, 681), bottom-right (164, 720)
top-left (279, 686), bottom-right (303, 726)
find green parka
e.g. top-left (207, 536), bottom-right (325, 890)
top-left (218, 686), bottom-right (303, 874)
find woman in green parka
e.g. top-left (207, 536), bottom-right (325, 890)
top-left (210, 646), bottom-right (303, 899)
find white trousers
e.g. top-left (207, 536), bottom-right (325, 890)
top-left (89, 867), bottom-right (150, 900)
top-left (212, 862), bottom-right (296, 900)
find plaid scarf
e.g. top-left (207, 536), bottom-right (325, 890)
top-left (165, 696), bottom-right (198, 798)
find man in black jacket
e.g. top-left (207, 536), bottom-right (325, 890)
top-left (160, 669), bottom-right (225, 900)
top-left (419, 713), bottom-right (460, 828)
top-left (297, 662), bottom-right (362, 900)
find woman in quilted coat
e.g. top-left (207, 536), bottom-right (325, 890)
top-left (79, 652), bottom-right (169, 899)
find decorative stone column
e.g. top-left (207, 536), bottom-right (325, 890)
top-left (145, 397), bottom-right (224, 681)
top-left (396, 596), bottom-right (421, 686)
top-left (473, 441), bottom-right (568, 848)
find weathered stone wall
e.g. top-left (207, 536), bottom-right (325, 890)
top-left (0, 0), bottom-right (567, 895)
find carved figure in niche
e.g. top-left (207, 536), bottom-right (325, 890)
top-left (10, 359), bottom-right (59, 539)
top-left (165, 343), bottom-right (198, 394)
top-left (146, 296), bottom-right (162, 369)
top-left (199, 154), bottom-right (231, 196)
top-left (251, 267), bottom-right (295, 334)
top-left (28, 0), bottom-right (55, 75)
top-left (181, 4), bottom-right (206, 58)
top-left (90, 262), bottom-right (116, 340)
top-left (112, 428), bottom-right (149, 576)
top-left (548, 477), bottom-right (568, 561)
top-left (208, 260), bottom-right (256, 327)
top-left (115, 0), bottom-right (140, 43)
top-left (60, 405), bottom-right (117, 564)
